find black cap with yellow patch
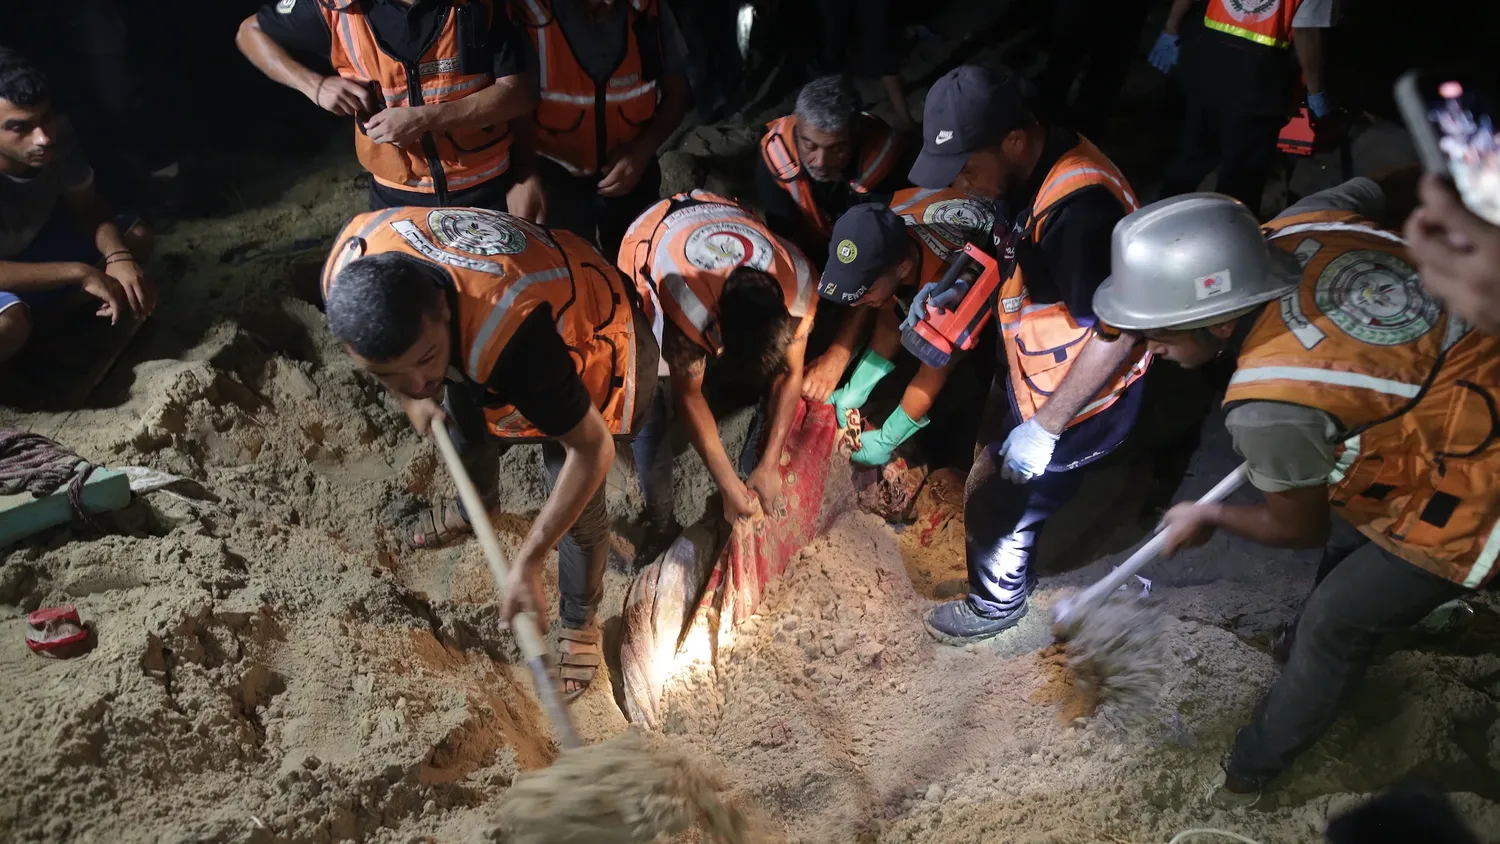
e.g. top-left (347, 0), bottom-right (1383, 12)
top-left (819, 203), bottom-right (910, 305)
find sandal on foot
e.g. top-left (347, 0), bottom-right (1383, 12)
top-left (554, 621), bottom-right (603, 702)
top-left (402, 500), bottom-right (473, 550)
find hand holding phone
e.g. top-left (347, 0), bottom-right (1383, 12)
top-left (1397, 68), bottom-right (1500, 226)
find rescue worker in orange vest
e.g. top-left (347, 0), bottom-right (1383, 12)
top-left (320, 206), bottom-right (668, 700)
top-left (618, 190), bottom-right (819, 523)
top-left (755, 75), bottom-right (910, 263)
top-left (905, 65), bottom-right (1149, 643)
top-left (236, 0), bottom-right (542, 217)
top-left (1094, 178), bottom-right (1497, 805)
top-left (510, 0), bottom-right (692, 257)
top-left (802, 189), bottom-right (993, 467)
top-left (1150, 0), bottom-right (1335, 216)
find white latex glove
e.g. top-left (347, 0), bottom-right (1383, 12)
top-left (997, 417), bottom-right (1060, 483)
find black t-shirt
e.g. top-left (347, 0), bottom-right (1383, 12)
top-left (481, 308), bottom-right (592, 437)
top-left (255, 0), bottom-right (527, 79)
top-left (986, 123), bottom-right (1141, 468)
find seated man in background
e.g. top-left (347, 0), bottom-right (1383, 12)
top-left (756, 75), bottom-right (909, 262)
top-left (321, 205), bottom-right (666, 700)
top-left (0, 48), bottom-right (154, 364)
top-left (512, 0), bottom-right (693, 259)
top-left (618, 190), bottom-right (818, 524)
top-left (803, 189), bottom-right (991, 466)
top-left (236, 0), bottom-right (539, 215)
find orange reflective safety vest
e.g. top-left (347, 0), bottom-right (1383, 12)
top-left (1203, 0), bottom-right (1304, 49)
top-left (617, 190), bottom-right (818, 355)
top-left (1223, 209), bottom-right (1500, 589)
top-left (321, 207), bottom-right (639, 440)
top-left (889, 187), bottom-right (994, 265)
top-left (324, 1), bottom-right (513, 198)
top-left (760, 114), bottom-right (904, 240)
top-left (998, 138), bottom-right (1149, 427)
top-left (511, 0), bottom-right (660, 176)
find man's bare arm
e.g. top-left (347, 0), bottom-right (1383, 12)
top-left (236, 15), bottom-right (324, 102)
top-left (757, 311), bottom-right (814, 475)
top-left (1030, 331), bottom-right (1136, 435)
top-left (1292, 26), bottom-right (1326, 98)
top-left (665, 327), bottom-right (739, 493)
top-left (420, 75), bottom-right (535, 131)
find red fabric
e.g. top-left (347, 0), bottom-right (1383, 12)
top-left (702, 400), bottom-right (840, 629)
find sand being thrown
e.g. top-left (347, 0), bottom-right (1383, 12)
top-left (491, 731), bottom-right (760, 844)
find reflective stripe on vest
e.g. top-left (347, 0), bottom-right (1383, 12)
top-left (759, 114), bottom-right (903, 239)
top-left (322, 207), bottom-right (637, 439)
top-left (617, 190), bottom-right (817, 355)
top-left (518, 0), bottom-right (659, 176)
top-left (327, 3), bottom-right (512, 197)
top-left (997, 138), bottom-right (1147, 427)
top-left (1203, 0), bottom-right (1301, 49)
top-left (1227, 211), bottom-right (1500, 589)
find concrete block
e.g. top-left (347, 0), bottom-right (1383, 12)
top-left (0, 468), bottom-right (131, 548)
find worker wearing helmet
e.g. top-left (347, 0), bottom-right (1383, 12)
top-left (803, 190), bottom-right (992, 466)
top-left (905, 65), bottom-right (1150, 643)
top-left (1092, 178), bottom-right (1498, 804)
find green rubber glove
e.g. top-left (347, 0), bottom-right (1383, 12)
top-left (852, 407), bottom-right (929, 466)
top-left (827, 349), bottom-right (894, 428)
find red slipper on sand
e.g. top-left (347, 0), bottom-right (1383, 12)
top-left (26, 606), bottom-right (88, 653)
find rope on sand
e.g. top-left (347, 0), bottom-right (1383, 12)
top-left (0, 430), bottom-right (103, 530)
top-left (1169, 830), bottom-right (1264, 844)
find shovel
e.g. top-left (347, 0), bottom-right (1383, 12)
top-left (1052, 461), bottom-right (1250, 632)
top-left (1049, 463), bottom-right (1249, 717)
top-left (432, 423), bottom-right (752, 842)
top-left (431, 422), bottom-right (580, 749)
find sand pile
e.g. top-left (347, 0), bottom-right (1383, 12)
top-left (649, 512), bottom-right (1500, 843)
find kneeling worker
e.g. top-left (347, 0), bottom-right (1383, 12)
top-left (1092, 180), bottom-right (1499, 803)
top-left (321, 206), bottom-right (664, 699)
top-left (618, 190), bottom-right (818, 522)
top-left (757, 75), bottom-right (908, 260)
top-left (804, 189), bottom-right (992, 466)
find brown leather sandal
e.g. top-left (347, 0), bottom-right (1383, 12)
top-left (401, 499), bottom-right (472, 550)
top-left (554, 621), bottom-right (603, 702)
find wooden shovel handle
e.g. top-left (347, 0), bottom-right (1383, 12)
top-left (431, 421), bottom-right (581, 748)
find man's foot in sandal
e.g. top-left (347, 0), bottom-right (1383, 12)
top-left (403, 499), bottom-right (473, 549)
top-left (555, 620), bottom-right (603, 701)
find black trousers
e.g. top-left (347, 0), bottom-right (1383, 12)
top-left (1161, 97), bottom-right (1285, 216)
top-left (540, 158), bottom-right (663, 260)
top-left (1227, 517), bottom-right (1468, 786)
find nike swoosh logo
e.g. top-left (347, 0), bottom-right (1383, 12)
top-left (935, 130), bottom-right (954, 145)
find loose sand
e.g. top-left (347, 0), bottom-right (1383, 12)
top-left (3, 6), bottom-right (1499, 841)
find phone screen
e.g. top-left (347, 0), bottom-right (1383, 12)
top-left (1426, 78), bottom-right (1500, 225)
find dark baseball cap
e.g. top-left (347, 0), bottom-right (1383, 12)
top-left (909, 65), bottom-right (1029, 189)
top-left (820, 203), bottom-right (910, 304)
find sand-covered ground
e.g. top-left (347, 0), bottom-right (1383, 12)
top-left (3, 4), bottom-right (1498, 842)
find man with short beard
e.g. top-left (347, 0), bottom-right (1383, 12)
top-left (756, 75), bottom-right (909, 262)
top-left (618, 190), bottom-right (819, 524)
top-left (904, 65), bottom-right (1148, 643)
top-left (0, 48), bottom-right (154, 363)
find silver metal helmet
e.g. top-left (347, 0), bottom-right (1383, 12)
top-left (1092, 193), bottom-right (1303, 331)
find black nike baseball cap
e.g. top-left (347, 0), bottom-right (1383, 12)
top-left (820, 203), bottom-right (910, 304)
top-left (909, 65), bottom-right (1029, 189)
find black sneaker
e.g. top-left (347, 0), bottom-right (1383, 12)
top-left (923, 599), bottom-right (1028, 645)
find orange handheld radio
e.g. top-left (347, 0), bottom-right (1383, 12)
top-left (901, 242), bottom-right (1002, 368)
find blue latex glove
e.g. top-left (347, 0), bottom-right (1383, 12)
top-left (996, 417), bottom-right (1061, 483)
top-left (1148, 32), bottom-right (1179, 74)
top-left (900, 279), bottom-right (970, 332)
top-left (1307, 90), bottom-right (1331, 119)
